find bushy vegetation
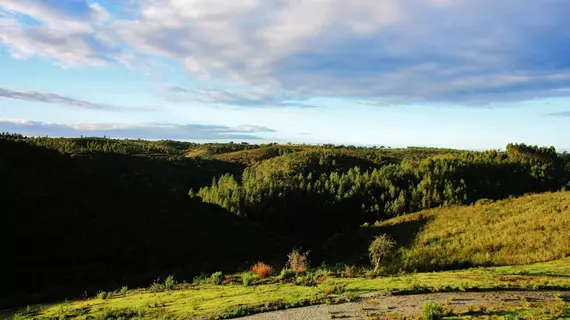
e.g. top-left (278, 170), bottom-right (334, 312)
top-left (250, 262), bottom-right (273, 279)
top-left (421, 301), bottom-right (446, 320)
top-left (369, 234), bottom-right (396, 272)
top-left (164, 275), bottom-right (177, 290)
top-left (287, 249), bottom-right (310, 273)
top-left (241, 273), bottom-right (257, 286)
top-left (193, 144), bottom-right (570, 240)
top-left (3, 132), bottom-right (570, 313)
top-left (210, 272), bottom-right (224, 285)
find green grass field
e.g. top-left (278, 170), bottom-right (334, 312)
top-left (6, 258), bottom-right (570, 320)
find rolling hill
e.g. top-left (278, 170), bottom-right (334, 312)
top-left (321, 191), bottom-right (570, 271)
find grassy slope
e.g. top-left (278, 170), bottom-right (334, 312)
top-left (249, 149), bottom-right (391, 176)
top-left (321, 191), bottom-right (570, 270)
top-left (7, 258), bottom-right (570, 320)
top-left (214, 146), bottom-right (308, 165)
top-left (187, 144), bottom-right (457, 167)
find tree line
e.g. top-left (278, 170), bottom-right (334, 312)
top-left (192, 144), bottom-right (570, 240)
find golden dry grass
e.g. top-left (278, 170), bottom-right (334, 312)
top-left (375, 191), bottom-right (570, 270)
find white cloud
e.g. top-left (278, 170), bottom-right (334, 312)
top-left (0, 0), bottom-right (118, 66)
top-left (2, 0), bottom-right (570, 105)
top-left (88, 3), bottom-right (111, 23)
top-left (160, 85), bottom-right (317, 108)
top-left (0, 87), bottom-right (153, 111)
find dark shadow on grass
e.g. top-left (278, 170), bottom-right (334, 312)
top-left (0, 139), bottom-right (288, 309)
top-left (314, 215), bottom-right (432, 267)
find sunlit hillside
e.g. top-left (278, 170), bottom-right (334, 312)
top-left (323, 191), bottom-right (570, 271)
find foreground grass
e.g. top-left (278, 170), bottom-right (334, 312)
top-left (6, 258), bottom-right (570, 320)
top-left (340, 258), bottom-right (570, 295)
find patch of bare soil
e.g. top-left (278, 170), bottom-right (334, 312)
top-left (236, 291), bottom-right (566, 320)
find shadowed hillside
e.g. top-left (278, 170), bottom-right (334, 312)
top-left (0, 137), bottom-right (289, 309)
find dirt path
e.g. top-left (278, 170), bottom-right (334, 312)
top-left (236, 291), bottom-right (565, 319)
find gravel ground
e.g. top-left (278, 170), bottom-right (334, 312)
top-left (235, 291), bottom-right (565, 319)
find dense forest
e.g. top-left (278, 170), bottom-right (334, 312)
top-left (1, 132), bottom-right (569, 309)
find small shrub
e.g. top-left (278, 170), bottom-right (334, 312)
top-left (149, 279), bottom-right (166, 292)
top-left (165, 275), bottom-right (176, 290)
top-left (278, 268), bottom-right (296, 282)
top-left (287, 249), bottom-right (310, 273)
top-left (210, 271), bottom-right (224, 285)
top-left (369, 234), bottom-right (396, 272)
top-left (192, 273), bottom-right (209, 284)
top-left (421, 301), bottom-right (445, 320)
top-left (322, 283), bottom-right (345, 295)
top-left (295, 274), bottom-right (316, 286)
top-left (312, 268), bottom-right (331, 284)
top-left (241, 273), bottom-right (256, 286)
top-left (344, 265), bottom-right (356, 277)
top-left (223, 274), bottom-right (233, 285)
top-left (475, 198), bottom-right (494, 206)
top-left (119, 286), bottom-right (128, 296)
top-left (344, 292), bottom-right (359, 302)
top-left (98, 291), bottom-right (109, 300)
top-left (251, 262), bottom-right (273, 279)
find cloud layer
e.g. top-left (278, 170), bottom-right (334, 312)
top-left (160, 85), bottom-right (317, 108)
top-left (0, 119), bottom-right (276, 140)
top-left (2, 0), bottom-right (570, 105)
top-left (549, 111), bottom-right (570, 117)
top-left (0, 87), bottom-right (147, 110)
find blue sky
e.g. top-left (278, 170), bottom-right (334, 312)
top-left (1, 0), bottom-right (570, 150)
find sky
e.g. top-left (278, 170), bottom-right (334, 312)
top-left (1, 0), bottom-right (570, 150)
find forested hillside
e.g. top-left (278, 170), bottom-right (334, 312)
top-left (193, 143), bottom-right (569, 240)
top-left (1, 132), bottom-right (569, 309)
